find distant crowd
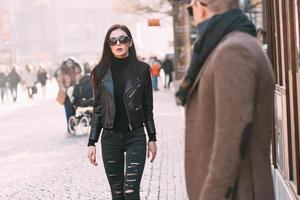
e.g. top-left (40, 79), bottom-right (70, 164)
top-left (0, 59), bottom-right (93, 104)
top-left (0, 55), bottom-right (174, 105)
top-left (0, 64), bottom-right (49, 103)
top-left (141, 55), bottom-right (174, 91)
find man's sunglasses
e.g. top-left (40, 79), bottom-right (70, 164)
top-left (108, 35), bottom-right (131, 46)
top-left (187, 1), bottom-right (207, 17)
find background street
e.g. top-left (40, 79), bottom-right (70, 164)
top-left (0, 87), bottom-right (188, 200)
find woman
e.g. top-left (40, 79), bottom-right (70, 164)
top-left (23, 64), bottom-right (37, 99)
top-left (55, 58), bottom-right (82, 133)
top-left (87, 24), bottom-right (157, 200)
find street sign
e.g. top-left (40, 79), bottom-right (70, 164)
top-left (0, 12), bottom-right (11, 42)
top-left (0, 49), bottom-right (13, 67)
top-left (148, 19), bottom-right (160, 27)
top-left (2, 22), bottom-right (10, 42)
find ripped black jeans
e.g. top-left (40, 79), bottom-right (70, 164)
top-left (101, 128), bottom-right (146, 200)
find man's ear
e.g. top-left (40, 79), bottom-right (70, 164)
top-left (129, 40), bottom-right (133, 47)
top-left (202, 5), bottom-right (209, 18)
top-left (197, 2), bottom-right (211, 20)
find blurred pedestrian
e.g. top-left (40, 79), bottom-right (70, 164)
top-left (37, 65), bottom-right (48, 97)
top-left (179, 1), bottom-right (275, 200)
top-left (162, 55), bottom-right (174, 89)
top-left (7, 67), bottom-right (21, 102)
top-left (23, 64), bottom-right (37, 99)
top-left (55, 58), bottom-right (82, 133)
top-left (87, 24), bottom-right (157, 200)
top-left (73, 62), bottom-right (82, 84)
top-left (0, 67), bottom-right (7, 103)
top-left (83, 62), bottom-right (91, 74)
top-left (150, 56), bottom-right (161, 91)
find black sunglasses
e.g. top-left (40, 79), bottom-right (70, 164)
top-left (187, 6), bottom-right (193, 17)
top-left (187, 1), bottom-right (207, 17)
top-left (108, 35), bottom-right (131, 46)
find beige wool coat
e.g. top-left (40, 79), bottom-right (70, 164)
top-left (185, 32), bottom-right (275, 200)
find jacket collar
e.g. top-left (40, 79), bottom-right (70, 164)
top-left (103, 63), bottom-right (141, 95)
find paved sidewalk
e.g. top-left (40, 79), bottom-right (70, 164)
top-left (0, 88), bottom-right (188, 200)
top-left (141, 89), bottom-right (188, 200)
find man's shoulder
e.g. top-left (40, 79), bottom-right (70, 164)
top-left (216, 31), bottom-right (262, 55)
top-left (207, 31), bottom-right (269, 69)
top-left (207, 31), bottom-right (273, 78)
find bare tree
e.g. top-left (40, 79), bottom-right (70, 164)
top-left (113, 0), bottom-right (191, 80)
top-left (170, 1), bottom-right (191, 80)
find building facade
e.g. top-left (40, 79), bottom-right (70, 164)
top-left (0, 0), bottom-right (18, 67)
top-left (14, 0), bottom-right (110, 67)
top-left (265, 0), bottom-right (300, 199)
top-left (0, 0), bottom-right (175, 69)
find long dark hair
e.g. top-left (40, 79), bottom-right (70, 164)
top-left (92, 24), bottom-right (139, 87)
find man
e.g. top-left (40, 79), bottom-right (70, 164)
top-left (162, 55), bottom-right (174, 89)
top-left (181, 0), bottom-right (275, 199)
top-left (150, 56), bottom-right (161, 91)
top-left (7, 67), bottom-right (21, 102)
top-left (0, 66), bottom-right (7, 103)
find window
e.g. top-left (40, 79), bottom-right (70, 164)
top-left (268, 0), bottom-right (300, 196)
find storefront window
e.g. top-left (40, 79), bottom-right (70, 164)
top-left (268, 0), bottom-right (300, 196)
top-left (292, 0), bottom-right (300, 191)
top-left (296, 1), bottom-right (300, 72)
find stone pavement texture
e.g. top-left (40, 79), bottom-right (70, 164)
top-left (0, 88), bottom-right (188, 200)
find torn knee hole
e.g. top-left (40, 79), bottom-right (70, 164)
top-left (108, 173), bottom-right (118, 177)
top-left (130, 162), bottom-right (140, 165)
top-left (125, 189), bottom-right (134, 194)
top-left (114, 190), bottom-right (123, 194)
top-left (127, 173), bottom-right (137, 176)
top-left (113, 183), bottom-right (122, 187)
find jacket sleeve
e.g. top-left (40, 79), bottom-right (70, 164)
top-left (143, 64), bottom-right (157, 142)
top-left (88, 85), bottom-right (102, 145)
top-left (199, 44), bottom-right (257, 200)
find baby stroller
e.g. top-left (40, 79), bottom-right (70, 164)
top-left (67, 74), bottom-right (93, 135)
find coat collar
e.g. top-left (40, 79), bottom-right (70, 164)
top-left (186, 32), bottom-right (235, 105)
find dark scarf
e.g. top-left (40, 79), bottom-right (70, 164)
top-left (175, 9), bottom-right (257, 106)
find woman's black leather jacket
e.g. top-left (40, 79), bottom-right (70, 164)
top-left (88, 61), bottom-right (156, 143)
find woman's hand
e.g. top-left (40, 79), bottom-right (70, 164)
top-left (148, 141), bottom-right (157, 163)
top-left (87, 146), bottom-right (98, 166)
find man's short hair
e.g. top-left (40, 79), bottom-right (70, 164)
top-left (199, 0), bottom-right (239, 12)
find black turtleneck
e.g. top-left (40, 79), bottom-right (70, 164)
top-left (111, 56), bottom-right (131, 132)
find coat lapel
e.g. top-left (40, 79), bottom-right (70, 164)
top-left (103, 68), bottom-right (114, 96)
top-left (186, 60), bottom-right (210, 105)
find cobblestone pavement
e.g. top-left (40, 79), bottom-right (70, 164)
top-left (0, 88), bottom-right (188, 200)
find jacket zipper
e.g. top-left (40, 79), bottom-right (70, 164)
top-left (123, 94), bottom-right (133, 131)
top-left (129, 84), bottom-right (140, 98)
